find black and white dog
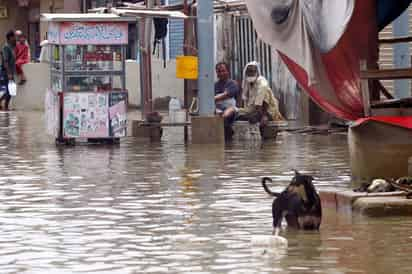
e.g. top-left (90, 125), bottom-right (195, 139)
top-left (262, 171), bottom-right (322, 233)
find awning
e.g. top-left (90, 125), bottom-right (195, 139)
top-left (111, 8), bottom-right (188, 19)
top-left (40, 13), bottom-right (134, 22)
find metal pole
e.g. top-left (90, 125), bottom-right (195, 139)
top-left (183, 0), bottom-right (189, 142)
top-left (197, 0), bottom-right (215, 116)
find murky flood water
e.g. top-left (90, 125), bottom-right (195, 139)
top-left (0, 111), bottom-right (411, 274)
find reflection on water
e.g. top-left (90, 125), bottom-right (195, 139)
top-left (0, 111), bottom-right (411, 274)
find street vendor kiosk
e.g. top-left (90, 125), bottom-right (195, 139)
top-left (42, 14), bottom-right (130, 144)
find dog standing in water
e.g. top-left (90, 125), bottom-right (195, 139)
top-left (262, 171), bottom-right (322, 234)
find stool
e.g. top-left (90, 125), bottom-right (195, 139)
top-left (261, 122), bottom-right (280, 140)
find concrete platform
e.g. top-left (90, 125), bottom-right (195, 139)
top-left (191, 116), bottom-right (224, 144)
top-left (349, 120), bottom-right (412, 181)
top-left (320, 190), bottom-right (412, 217)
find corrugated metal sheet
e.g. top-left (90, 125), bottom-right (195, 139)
top-left (226, 14), bottom-right (302, 119)
top-left (378, 5), bottom-right (412, 95)
top-left (232, 16), bottom-right (272, 84)
top-left (379, 23), bottom-right (394, 94)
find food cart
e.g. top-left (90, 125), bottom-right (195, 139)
top-left (42, 14), bottom-right (131, 144)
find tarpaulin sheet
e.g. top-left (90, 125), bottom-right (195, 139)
top-left (378, 0), bottom-right (412, 31)
top-left (245, 0), bottom-right (412, 122)
top-left (353, 116), bottom-right (412, 130)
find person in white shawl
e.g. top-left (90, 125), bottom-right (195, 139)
top-left (238, 61), bottom-right (284, 125)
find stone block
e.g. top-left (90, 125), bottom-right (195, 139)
top-left (191, 116), bottom-right (224, 144)
top-left (131, 120), bottom-right (162, 141)
top-left (349, 121), bottom-right (412, 181)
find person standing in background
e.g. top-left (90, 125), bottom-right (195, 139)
top-left (15, 30), bottom-right (30, 85)
top-left (0, 30), bottom-right (17, 110)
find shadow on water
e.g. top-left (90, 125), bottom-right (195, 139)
top-left (0, 111), bottom-right (410, 273)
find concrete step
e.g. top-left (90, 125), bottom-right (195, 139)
top-left (320, 190), bottom-right (412, 217)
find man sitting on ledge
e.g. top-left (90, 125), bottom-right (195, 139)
top-left (237, 61), bottom-right (284, 131)
top-left (214, 61), bottom-right (240, 139)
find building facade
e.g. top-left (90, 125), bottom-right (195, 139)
top-left (0, 0), bottom-right (84, 59)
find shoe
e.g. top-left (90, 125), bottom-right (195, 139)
top-left (18, 79), bottom-right (26, 85)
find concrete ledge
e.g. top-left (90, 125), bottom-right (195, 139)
top-left (320, 190), bottom-right (410, 217)
top-left (191, 116), bottom-right (224, 144)
top-left (353, 197), bottom-right (412, 217)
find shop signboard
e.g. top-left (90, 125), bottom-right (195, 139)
top-left (48, 22), bottom-right (128, 45)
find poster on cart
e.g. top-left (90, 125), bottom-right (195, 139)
top-left (45, 89), bottom-right (60, 137)
top-left (109, 92), bottom-right (127, 137)
top-left (63, 93), bottom-right (109, 138)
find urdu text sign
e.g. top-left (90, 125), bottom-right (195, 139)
top-left (56, 22), bottom-right (129, 45)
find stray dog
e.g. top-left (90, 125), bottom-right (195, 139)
top-left (367, 179), bottom-right (395, 193)
top-left (353, 179), bottom-right (396, 193)
top-left (262, 171), bottom-right (322, 233)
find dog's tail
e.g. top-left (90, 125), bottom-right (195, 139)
top-left (262, 177), bottom-right (280, 197)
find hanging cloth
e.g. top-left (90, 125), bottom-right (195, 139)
top-left (153, 17), bottom-right (169, 68)
top-left (377, 0), bottom-right (412, 31)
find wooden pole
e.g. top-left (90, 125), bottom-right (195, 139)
top-left (139, 0), bottom-right (154, 119)
top-left (367, 0), bottom-right (380, 102)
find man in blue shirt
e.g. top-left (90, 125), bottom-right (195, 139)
top-left (214, 62), bottom-right (239, 140)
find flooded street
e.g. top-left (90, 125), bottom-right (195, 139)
top-left (0, 111), bottom-right (411, 274)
